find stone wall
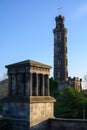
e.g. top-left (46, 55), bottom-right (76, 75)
top-left (0, 118), bottom-right (50, 130)
top-left (50, 118), bottom-right (87, 130)
top-left (30, 102), bottom-right (54, 127)
top-left (2, 102), bottom-right (30, 130)
top-left (1, 117), bottom-right (87, 130)
top-left (0, 118), bottom-right (29, 130)
top-left (2, 96), bottom-right (55, 130)
top-left (2, 102), bottom-right (29, 119)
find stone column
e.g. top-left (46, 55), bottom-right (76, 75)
top-left (24, 73), bottom-right (28, 96)
top-left (30, 73), bottom-right (32, 96)
top-left (38, 74), bottom-right (40, 96)
top-left (38, 74), bottom-right (42, 96)
top-left (11, 74), bottom-right (17, 96)
top-left (45, 75), bottom-right (49, 96)
top-left (17, 74), bottom-right (22, 96)
top-left (16, 74), bottom-right (18, 96)
top-left (36, 74), bottom-right (38, 96)
top-left (16, 74), bottom-right (19, 95)
top-left (8, 74), bottom-right (12, 96)
top-left (47, 75), bottom-right (50, 96)
top-left (42, 74), bottom-right (44, 96)
top-left (23, 73), bottom-right (26, 96)
top-left (13, 74), bottom-right (17, 96)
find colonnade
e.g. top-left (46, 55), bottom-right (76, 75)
top-left (8, 73), bottom-right (49, 97)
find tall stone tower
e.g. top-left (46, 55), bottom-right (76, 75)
top-left (53, 15), bottom-right (68, 82)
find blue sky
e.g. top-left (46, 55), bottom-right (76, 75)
top-left (0, 0), bottom-right (87, 83)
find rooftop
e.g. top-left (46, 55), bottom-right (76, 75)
top-left (5, 60), bottom-right (52, 69)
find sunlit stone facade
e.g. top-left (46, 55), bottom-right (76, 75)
top-left (2, 60), bottom-right (55, 130)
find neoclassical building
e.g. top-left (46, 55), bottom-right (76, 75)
top-left (2, 60), bottom-right (55, 130)
top-left (5, 60), bottom-right (51, 97)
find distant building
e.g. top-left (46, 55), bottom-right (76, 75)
top-left (53, 15), bottom-right (82, 91)
top-left (68, 77), bottom-right (82, 92)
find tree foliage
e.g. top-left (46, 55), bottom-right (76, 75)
top-left (54, 86), bottom-right (87, 119)
top-left (49, 78), bottom-right (87, 119)
top-left (49, 77), bottom-right (58, 97)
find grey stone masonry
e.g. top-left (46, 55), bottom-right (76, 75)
top-left (2, 59), bottom-right (55, 130)
top-left (50, 118), bottom-right (87, 130)
top-left (5, 60), bottom-right (52, 97)
top-left (53, 15), bottom-right (68, 82)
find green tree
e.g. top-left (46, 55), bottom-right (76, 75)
top-left (49, 77), bottom-right (58, 97)
top-left (55, 86), bottom-right (86, 119)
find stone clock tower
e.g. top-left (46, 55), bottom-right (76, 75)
top-left (53, 15), bottom-right (68, 82)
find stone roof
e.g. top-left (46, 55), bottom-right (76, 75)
top-left (5, 60), bottom-right (52, 69)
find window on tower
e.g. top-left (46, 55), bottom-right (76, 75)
top-left (58, 24), bottom-right (60, 28)
top-left (54, 34), bottom-right (57, 41)
top-left (58, 72), bottom-right (60, 78)
top-left (66, 59), bottom-right (68, 66)
top-left (58, 60), bottom-right (61, 66)
top-left (57, 33), bottom-right (61, 41)
top-left (57, 23), bottom-right (62, 28)
top-left (58, 47), bottom-right (60, 52)
top-left (66, 71), bottom-right (68, 78)
top-left (66, 37), bottom-right (67, 42)
top-left (66, 47), bottom-right (67, 53)
top-left (54, 45), bottom-right (58, 54)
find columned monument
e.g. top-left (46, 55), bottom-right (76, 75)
top-left (2, 60), bottom-right (55, 130)
top-left (6, 60), bottom-right (50, 97)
